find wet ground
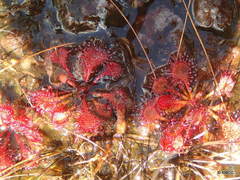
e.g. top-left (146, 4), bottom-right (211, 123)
top-left (1, 0), bottom-right (238, 97)
top-left (0, 0), bottom-right (240, 179)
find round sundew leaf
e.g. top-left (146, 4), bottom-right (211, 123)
top-left (155, 94), bottom-right (187, 113)
top-left (171, 61), bottom-right (190, 84)
top-left (48, 47), bottom-right (71, 74)
top-left (75, 98), bottom-right (103, 134)
top-left (28, 88), bottom-right (72, 128)
top-left (168, 52), bottom-right (197, 88)
top-left (142, 65), bottom-right (169, 95)
top-left (139, 98), bottom-right (165, 128)
top-left (151, 77), bottom-right (170, 95)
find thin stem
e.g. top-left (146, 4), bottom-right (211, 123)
top-left (109, 0), bottom-right (156, 78)
top-left (177, 0), bottom-right (191, 57)
top-left (182, 0), bottom-right (231, 120)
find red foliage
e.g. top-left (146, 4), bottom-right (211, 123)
top-left (71, 38), bottom-right (126, 84)
top-left (75, 98), bottom-right (103, 134)
top-left (140, 51), bottom-right (205, 152)
top-left (0, 130), bottom-right (13, 169)
top-left (168, 52), bottom-right (197, 88)
top-left (139, 97), bottom-right (164, 127)
top-left (28, 88), bottom-right (70, 126)
top-left (143, 66), bottom-right (170, 95)
top-left (155, 94), bottom-right (186, 113)
top-left (90, 88), bottom-right (133, 134)
top-left (0, 105), bottom-right (42, 143)
top-left (143, 52), bottom-right (197, 96)
top-left (151, 77), bottom-right (171, 95)
top-left (47, 38), bottom-right (126, 88)
top-left (94, 62), bottom-right (123, 83)
top-left (139, 93), bottom-right (186, 129)
top-left (159, 106), bottom-right (208, 153)
top-left (0, 104), bottom-right (43, 170)
top-left (160, 121), bottom-right (185, 152)
top-left (92, 88), bottom-right (132, 110)
top-left (76, 43), bottom-right (110, 82)
top-left (48, 47), bottom-right (71, 75)
top-left (74, 88), bottom-right (132, 135)
top-left (0, 104), bottom-right (14, 124)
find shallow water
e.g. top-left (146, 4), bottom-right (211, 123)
top-left (0, 0), bottom-right (237, 94)
top-left (0, 0), bottom-right (240, 179)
